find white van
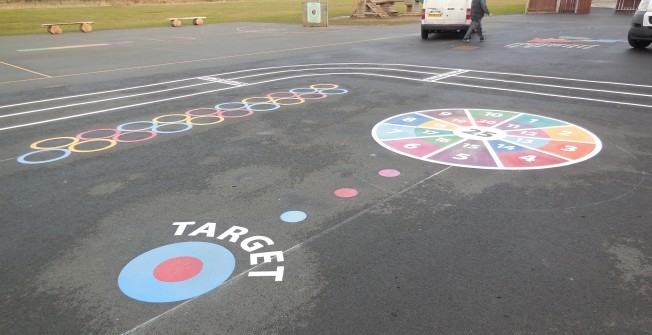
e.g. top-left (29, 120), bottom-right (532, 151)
top-left (421, 0), bottom-right (472, 39)
top-left (627, 0), bottom-right (652, 48)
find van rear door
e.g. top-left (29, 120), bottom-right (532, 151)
top-left (445, 0), bottom-right (469, 24)
top-left (423, 0), bottom-right (447, 25)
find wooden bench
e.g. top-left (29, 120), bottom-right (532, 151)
top-left (42, 22), bottom-right (94, 35)
top-left (168, 17), bottom-right (206, 27)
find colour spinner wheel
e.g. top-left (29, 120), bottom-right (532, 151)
top-left (372, 109), bottom-right (602, 170)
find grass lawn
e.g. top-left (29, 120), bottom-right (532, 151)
top-left (0, 0), bottom-right (525, 36)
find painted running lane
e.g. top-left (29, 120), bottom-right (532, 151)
top-left (1, 63), bottom-right (651, 132)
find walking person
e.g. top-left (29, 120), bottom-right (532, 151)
top-left (463, 0), bottom-right (491, 42)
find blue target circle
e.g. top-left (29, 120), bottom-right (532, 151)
top-left (118, 241), bottom-right (235, 303)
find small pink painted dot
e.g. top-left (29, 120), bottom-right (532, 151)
top-left (379, 169), bottom-right (401, 177)
top-left (334, 188), bottom-right (358, 198)
top-left (153, 256), bottom-right (203, 282)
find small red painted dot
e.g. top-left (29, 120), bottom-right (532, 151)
top-left (153, 256), bottom-right (203, 282)
top-left (334, 188), bottom-right (358, 198)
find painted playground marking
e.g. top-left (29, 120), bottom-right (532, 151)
top-left (118, 242), bottom-right (235, 303)
top-left (119, 223), bottom-right (286, 303)
top-left (372, 109), bottom-right (602, 170)
top-left (16, 84), bottom-right (348, 164)
top-left (5, 63), bottom-right (650, 164)
top-left (505, 36), bottom-right (626, 50)
top-left (3, 63), bottom-right (650, 133)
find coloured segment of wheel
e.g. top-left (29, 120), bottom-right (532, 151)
top-left (372, 109), bottom-right (602, 170)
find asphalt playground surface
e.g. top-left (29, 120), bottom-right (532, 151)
top-left (1, 8), bottom-right (651, 334)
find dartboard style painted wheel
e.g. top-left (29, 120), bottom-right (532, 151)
top-left (372, 109), bottom-right (602, 170)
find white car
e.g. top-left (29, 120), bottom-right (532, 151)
top-left (628, 0), bottom-right (652, 48)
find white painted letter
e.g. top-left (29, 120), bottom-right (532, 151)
top-left (248, 266), bottom-right (284, 281)
top-left (189, 222), bottom-right (217, 238)
top-left (217, 225), bottom-right (249, 243)
top-left (172, 222), bottom-right (196, 236)
top-left (250, 251), bottom-right (284, 265)
top-left (240, 236), bottom-right (274, 252)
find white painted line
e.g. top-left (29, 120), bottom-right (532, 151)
top-left (197, 76), bottom-right (248, 86)
top-left (0, 77), bottom-right (199, 110)
top-left (455, 75), bottom-right (652, 98)
top-left (0, 81), bottom-right (217, 120)
top-left (493, 113), bottom-right (524, 129)
top-left (464, 109), bottom-right (479, 127)
top-left (0, 37), bottom-right (417, 85)
top-left (121, 165), bottom-right (453, 335)
top-left (415, 111), bottom-right (461, 128)
top-left (0, 86), bottom-right (239, 132)
top-left (229, 66), bottom-right (435, 81)
top-left (422, 69), bottom-right (468, 82)
top-left (502, 137), bottom-right (572, 161)
top-left (3, 63), bottom-right (649, 133)
top-left (435, 81), bottom-right (652, 109)
top-left (482, 140), bottom-right (505, 168)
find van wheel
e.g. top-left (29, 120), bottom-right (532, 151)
top-left (628, 32), bottom-right (651, 49)
top-left (421, 29), bottom-right (429, 39)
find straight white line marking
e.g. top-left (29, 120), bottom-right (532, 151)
top-left (119, 165), bottom-right (453, 335)
top-left (197, 76), bottom-right (248, 86)
top-left (0, 77), bottom-right (200, 109)
top-left (422, 69), bottom-right (468, 82)
top-left (435, 81), bottom-right (652, 109)
top-left (483, 140), bottom-right (505, 168)
top-left (0, 81), bottom-right (216, 119)
top-left (0, 86), bottom-right (238, 132)
top-left (455, 75), bottom-right (652, 98)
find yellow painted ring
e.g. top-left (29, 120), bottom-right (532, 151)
top-left (274, 97), bottom-right (305, 106)
top-left (68, 139), bottom-right (117, 153)
top-left (242, 96), bottom-right (274, 105)
top-left (30, 136), bottom-right (80, 150)
top-left (310, 84), bottom-right (338, 89)
top-left (187, 115), bottom-right (225, 126)
top-left (153, 114), bottom-right (191, 124)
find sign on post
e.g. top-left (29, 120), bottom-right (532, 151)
top-left (303, 0), bottom-right (328, 27)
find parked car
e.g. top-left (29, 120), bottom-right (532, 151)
top-left (628, 0), bottom-right (652, 48)
top-left (421, 0), bottom-right (471, 39)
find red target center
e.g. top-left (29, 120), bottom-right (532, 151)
top-left (153, 256), bottom-right (203, 282)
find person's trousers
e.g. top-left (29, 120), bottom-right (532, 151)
top-left (464, 20), bottom-right (483, 40)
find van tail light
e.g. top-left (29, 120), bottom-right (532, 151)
top-left (421, 8), bottom-right (426, 20)
top-left (466, 8), bottom-right (471, 20)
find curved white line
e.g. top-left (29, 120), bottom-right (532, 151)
top-left (2, 64), bottom-right (650, 132)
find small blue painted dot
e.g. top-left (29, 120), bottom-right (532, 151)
top-left (281, 211), bottom-right (307, 223)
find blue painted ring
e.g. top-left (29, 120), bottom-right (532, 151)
top-left (118, 241), bottom-right (235, 303)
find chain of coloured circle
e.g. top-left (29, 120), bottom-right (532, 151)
top-left (19, 85), bottom-right (347, 164)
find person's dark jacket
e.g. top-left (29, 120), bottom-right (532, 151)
top-left (470, 0), bottom-right (491, 20)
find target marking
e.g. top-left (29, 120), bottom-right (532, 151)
top-left (118, 242), bottom-right (235, 303)
top-left (372, 109), bottom-right (602, 170)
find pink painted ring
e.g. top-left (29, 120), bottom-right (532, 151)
top-left (76, 128), bottom-right (121, 140)
top-left (113, 130), bottom-right (157, 143)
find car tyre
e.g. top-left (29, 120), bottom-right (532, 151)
top-left (628, 32), bottom-right (651, 49)
top-left (421, 29), bottom-right (429, 39)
